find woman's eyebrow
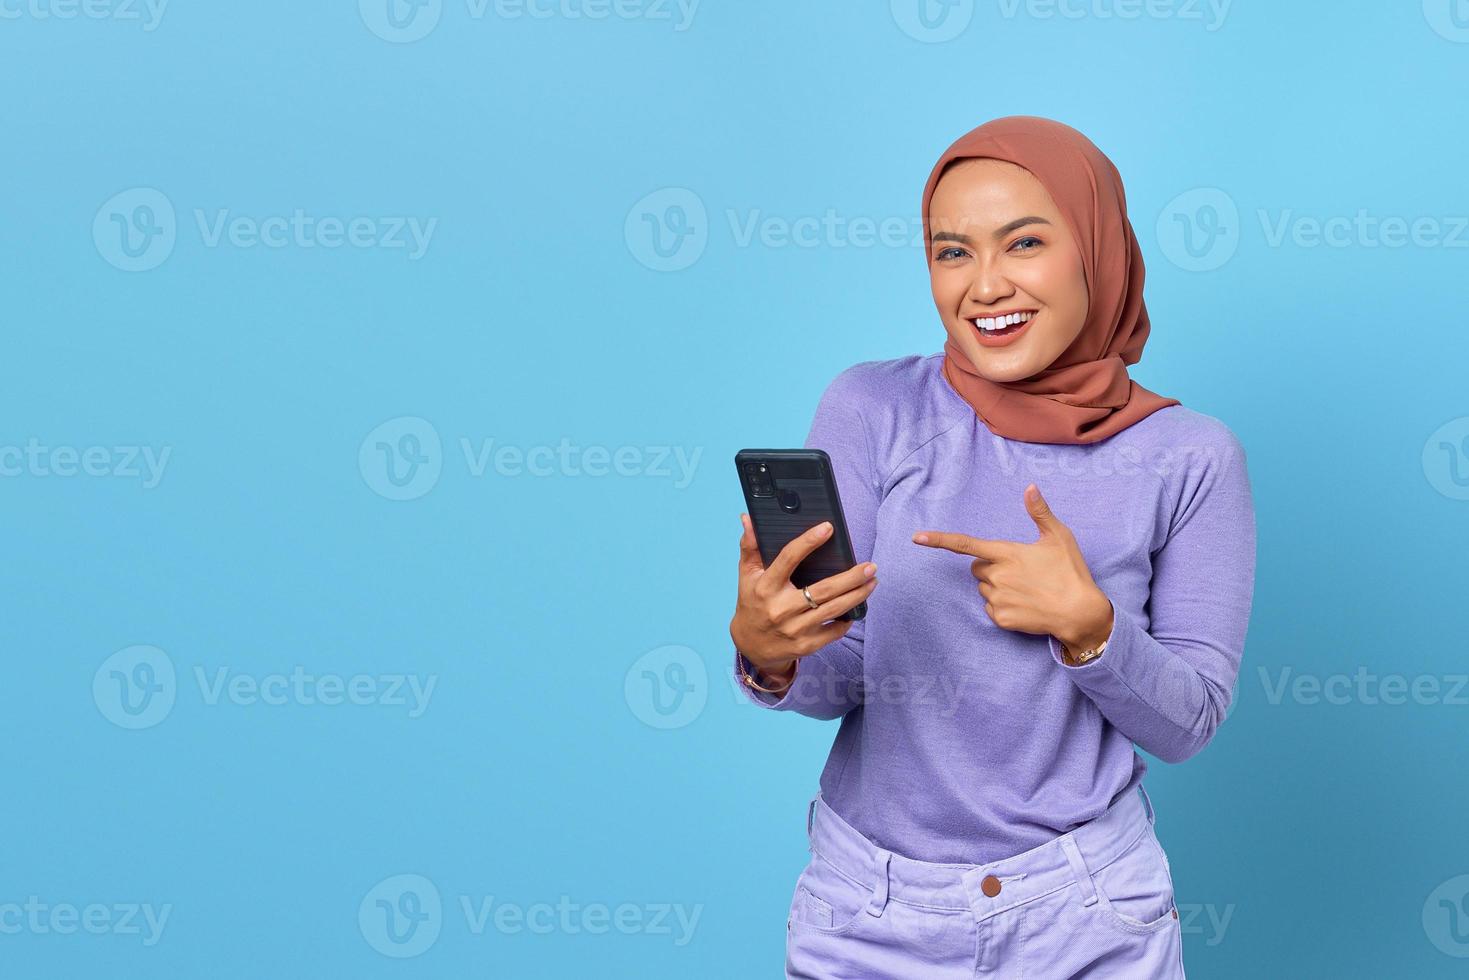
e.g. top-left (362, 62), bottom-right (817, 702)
top-left (993, 216), bottom-right (1050, 238)
top-left (931, 216), bottom-right (1051, 246)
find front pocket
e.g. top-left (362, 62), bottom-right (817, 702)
top-left (789, 852), bottom-right (872, 935)
top-left (798, 886), bottom-right (834, 927)
top-left (1087, 828), bottom-right (1178, 934)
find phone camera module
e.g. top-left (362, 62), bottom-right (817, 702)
top-left (747, 461), bottom-right (776, 497)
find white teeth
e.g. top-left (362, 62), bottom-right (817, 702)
top-left (974, 311), bottom-right (1034, 332)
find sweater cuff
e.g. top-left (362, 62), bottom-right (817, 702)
top-left (733, 650), bottom-right (792, 708)
top-left (1048, 599), bottom-right (1122, 673)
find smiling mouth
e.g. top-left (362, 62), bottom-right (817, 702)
top-left (967, 309), bottom-right (1037, 345)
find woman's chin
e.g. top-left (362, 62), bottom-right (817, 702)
top-left (950, 335), bottom-right (1045, 383)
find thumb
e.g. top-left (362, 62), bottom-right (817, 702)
top-left (1025, 484), bottom-right (1067, 539)
top-left (738, 513), bottom-right (766, 572)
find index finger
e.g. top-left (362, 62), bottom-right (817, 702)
top-left (737, 514), bottom-right (764, 573)
top-left (765, 520), bottom-right (834, 584)
top-left (911, 531), bottom-right (1016, 561)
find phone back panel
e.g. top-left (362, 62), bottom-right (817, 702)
top-left (735, 449), bottom-right (865, 620)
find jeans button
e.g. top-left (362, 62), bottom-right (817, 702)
top-left (980, 874), bottom-right (1002, 898)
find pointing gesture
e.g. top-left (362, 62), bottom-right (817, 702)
top-left (912, 484), bottom-right (1114, 658)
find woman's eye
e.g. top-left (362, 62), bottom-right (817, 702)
top-left (1010, 236), bottom-right (1042, 252)
top-left (936, 246), bottom-right (966, 261)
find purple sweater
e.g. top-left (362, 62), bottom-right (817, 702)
top-left (736, 353), bottom-right (1257, 865)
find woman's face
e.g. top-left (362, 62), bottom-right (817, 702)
top-left (927, 158), bottom-right (1089, 382)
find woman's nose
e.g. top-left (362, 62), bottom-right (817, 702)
top-left (965, 261), bottom-right (1014, 305)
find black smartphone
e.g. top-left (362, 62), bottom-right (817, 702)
top-left (735, 448), bottom-right (866, 622)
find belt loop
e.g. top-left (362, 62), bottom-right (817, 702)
top-left (1059, 835), bottom-right (1098, 907)
top-left (865, 849), bottom-right (892, 917)
top-left (1138, 783), bottom-right (1156, 826)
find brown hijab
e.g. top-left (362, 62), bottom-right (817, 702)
top-left (920, 115), bottom-right (1180, 445)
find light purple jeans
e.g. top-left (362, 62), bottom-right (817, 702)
top-left (785, 785), bottom-right (1186, 979)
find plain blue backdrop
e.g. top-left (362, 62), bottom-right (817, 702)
top-left (4, 1), bottom-right (1469, 976)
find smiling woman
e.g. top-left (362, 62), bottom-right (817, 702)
top-left (729, 116), bottom-right (1257, 979)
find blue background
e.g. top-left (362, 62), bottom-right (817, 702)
top-left (4, 1), bottom-right (1468, 976)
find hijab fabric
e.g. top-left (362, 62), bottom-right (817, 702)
top-left (920, 115), bottom-right (1180, 445)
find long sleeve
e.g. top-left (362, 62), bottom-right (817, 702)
top-left (1045, 429), bottom-right (1258, 763)
top-left (733, 367), bottom-right (880, 720)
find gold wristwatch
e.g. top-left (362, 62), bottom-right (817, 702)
top-left (1064, 637), bottom-right (1108, 666)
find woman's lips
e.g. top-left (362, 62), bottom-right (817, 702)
top-left (970, 310), bottom-right (1036, 348)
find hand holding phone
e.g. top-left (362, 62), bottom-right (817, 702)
top-left (730, 450), bottom-right (878, 686)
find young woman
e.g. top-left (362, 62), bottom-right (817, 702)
top-left (729, 116), bottom-right (1256, 978)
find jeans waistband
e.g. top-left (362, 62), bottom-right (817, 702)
top-left (804, 785), bottom-right (1157, 921)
